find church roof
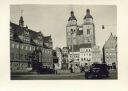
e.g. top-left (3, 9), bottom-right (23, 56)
top-left (70, 43), bottom-right (92, 52)
top-left (10, 22), bottom-right (52, 48)
top-left (68, 11), bottom-right (77, 21)
top-left (68, 16), bottom-right (77, 21)
top-left (79, 43), bottom-right (92, 48)
top-left (84, 9), bottom-right (93, 19)
top-left (103, 33), bottom-right (117, 48)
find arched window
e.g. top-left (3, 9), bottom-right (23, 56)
top-left (87, 29), bottom-right (90, 34)
top-left (71, 29), bottom-right (73, 34)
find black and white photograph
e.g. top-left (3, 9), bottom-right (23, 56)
top-left (10, 5), bottom-right (117, 80)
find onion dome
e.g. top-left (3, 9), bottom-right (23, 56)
top-left (84, 9), bottom-right (93, 19)
top-left (68, 11), bottom-right (77, 21)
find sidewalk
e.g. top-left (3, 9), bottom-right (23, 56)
top-left (11, 73), bottom-right (85, 80)
top-left (12, 72), bottom-right (84, 76)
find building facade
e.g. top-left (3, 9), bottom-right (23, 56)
top-left (54, 47), bottom-right (63, 70)
top-left (79, 44), bottom-right (92, 66)
top-left (66, 9), bottom-right (101, 67)
top-left (62, 47), bottom-right (69, 69)
top-left (10, 16), bottom-right (53, 73)
top-left (92, 45), bottom-right (101, 64)
top-left (103, 33), bottom-right (117, 69)
top-left (66, 9), bottom-right (96, 51)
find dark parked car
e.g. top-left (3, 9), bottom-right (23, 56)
top-left (85, 63), bottom-right (109, 79)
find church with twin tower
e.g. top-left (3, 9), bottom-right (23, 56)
top-left (66, 9), bottom-right (96, 51)
top-left (66, 9), bottom-right (101, 66)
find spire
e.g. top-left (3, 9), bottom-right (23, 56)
top-left (19, 10), bottom-right (24, 27)
top-left (84, 9), bottom-right (93, 19)
top-left (71, 11), bottom-right (74, 17)
top-left (86, 9), bottom-right (90, 15)
top-left (68, 11), bottom-right (77, 21)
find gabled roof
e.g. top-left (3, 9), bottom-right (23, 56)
top-left (104, 33), bottom-right (117, 48)
top-left (84, 14), bottom-right (93, 19)
top-left (70, 43), bottom-right (91, 52)
top-left (84, 9), bottom-right (93, 19)
top-left (79, 43), bottom-right (92, 48)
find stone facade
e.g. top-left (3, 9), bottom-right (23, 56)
top-left (103, 33), bottom-right (117, 69)
top-left (66, 9), bottom-right (101, 67)
top-left (10, 16), bottom-right (53, 73)
top-left (92, 45), bottom-right (101, 64)
top-left (62, 47), bottom-right (69, 69)
top-left (66, 9), bottom-right (95, 52)
top-left (54, 47), bottom-right (63, 70)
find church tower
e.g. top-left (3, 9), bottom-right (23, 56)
top-left (66, 11), bottom-right (78, 50)
top-left (83, 9), bottom-right (96, 46)
top-left (19, 16), bottom-right (24, 27)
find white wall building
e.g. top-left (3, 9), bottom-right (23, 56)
top-left (79, 44), bottom-right (92, 66)
top-left (68, 52), bottom-right (80, 64)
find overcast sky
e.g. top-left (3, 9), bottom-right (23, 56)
top-left (10, 5), bottom-right (117, 49)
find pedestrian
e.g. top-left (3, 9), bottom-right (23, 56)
top-left (70, 65), bottom-right (73, 73)
top-left (84, 63), bottom-right (90, 79)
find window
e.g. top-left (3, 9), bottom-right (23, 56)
top-left (12, 44), bottom-right (14, 48)
top-left (25, 55), bottom-right (28, 60)
top-left (20, 54), bottom-right (23, 60)
top-left (26, 46), bottom-right (28, 50)
top-left (16, 54), bottom-right (19, 59)
top-left (88, 39), bottom-right (90, 42)
top-left (33, 47), bottom-right (35, 50)
top-left (81, 58), bottom-right (83, 61)
top-left (70, 29), bottom-right (73, 34)
top-left (11, 53), bottom-right (14, 59)
top-left (21, 45), bottom-right (24, 50)
top-left (17, 44), bottom-right (19, 48)
top-left (87, 29), bottom-right (90, 34)
top-left (29, 46), bottom-right (31, 51)
top-left (89, 53), bottom-right (91, 56)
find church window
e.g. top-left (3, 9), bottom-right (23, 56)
top-left (87, 29), bottom-right (90, 34)
top-left (70, 29), bottom-right (74, 34)
top-left (88, 39), bottom-right (90, 42)
top-left (89, 53), bottom-right (91, 56)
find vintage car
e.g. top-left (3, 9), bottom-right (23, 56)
top-left (85, 63), bottom-right (109, 79)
